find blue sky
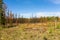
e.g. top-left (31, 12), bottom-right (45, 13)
top-left (3, 0), bottom-right (60, 18)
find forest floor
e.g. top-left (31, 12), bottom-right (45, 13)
top-left (0, 22), bottom-right (60, 40)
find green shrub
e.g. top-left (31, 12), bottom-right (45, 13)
top-left (56, 25), bottom-right (60, 29)
top-left (0, 26), bottom-right (3, 30)
top-left (49, 29), bottom-right (52, 34)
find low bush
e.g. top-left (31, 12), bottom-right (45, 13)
top-left (56, 25), bottom-right (60, 29)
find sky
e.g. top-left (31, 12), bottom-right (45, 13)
top-left (3, 0), bottom-right (60, 18)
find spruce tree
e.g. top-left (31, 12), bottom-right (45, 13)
top-left (0, 0), bottom-right (6, 26)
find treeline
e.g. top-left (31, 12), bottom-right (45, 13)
top-left (0, 0), bottom-right (60, 27)
top-left (5, 11), bottom-right (60, 24)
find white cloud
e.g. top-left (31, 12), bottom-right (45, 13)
top-left (49, 0), bottom-right (60, 4)
top-left (20, 13), bottom-right (32, 18)
top-left (19, 12), bottom-right (60, 18)
top-left (36, 12), bottom-right (60, 17)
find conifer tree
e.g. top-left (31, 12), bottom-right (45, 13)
top-left (0, 0), bottom-right (6, 26)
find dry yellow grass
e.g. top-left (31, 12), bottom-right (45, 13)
top-left (0, 22), bottom-right (60, 40)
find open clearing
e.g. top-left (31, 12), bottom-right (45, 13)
top-left (0, 22), bottom-right (60, 40)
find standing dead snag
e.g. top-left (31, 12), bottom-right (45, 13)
top-left (8, 11), bottom-right (14, 27)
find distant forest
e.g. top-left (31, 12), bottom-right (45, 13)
top-left (0, 0), bottom-right (60, 27)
